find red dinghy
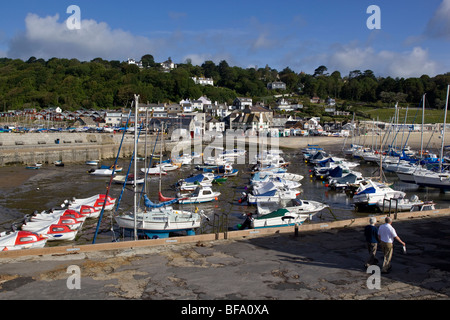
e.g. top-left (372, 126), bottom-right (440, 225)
top-left (0, 231), bottom-right (48, 251)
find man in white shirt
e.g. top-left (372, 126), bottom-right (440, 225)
top-left (378, 217), bottom-right (406, 273)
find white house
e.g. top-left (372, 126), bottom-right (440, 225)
top-left (105, 112), bottom-right (124, 126)
top-left (192, 77), bottom-right (214, 86)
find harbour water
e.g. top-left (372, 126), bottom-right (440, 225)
top-left (1, 143), bottom-right (449, 247)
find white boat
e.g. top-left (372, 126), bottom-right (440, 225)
top-left (22, 216), bottom-right (83, 232)
top-left (353, 179), bottom-right (406, 209)
top-left (113, 174), bottom-right (145, 185)
top-left (375, 195), bottom-right (424, 212)
top-left (251, 171), bottom-right (304, 185)
top-left (256, 198), bottom-right (329, 216)
top-left (27, 208), bottom-right (87, 223)
top-left (242, 187), bottom-right (301, 205)
top-left (60, 204), bottom-right (100, 219)
top-left (410, 201), bottom-right (436, 212)
top-left (63, 194), bottom-right (116, 211)
top-left (252, 179), bottom-right (302, 194)
top-left (140, 167), bottom-right (167, 175)
top-left (24, 224), bottom-right (78, 241)
top-left (115, 194), bottom-right (202, 239)
top-left (177, 186), bottom-right (221, 204)
top-left (249, 208), bottom-right (311, 229)
top-left (0, 231), bottom-right (48, 251)
top-left (88, 168), bottom-right (115, 176)
top-left (86, 160), bottom-right (99, 166)
top-left (176, 173), bottom-right (216, 192)
top-left (413, 170), bottom-right (450, 191)
top-left (156, 163), bottom-right (180, 172)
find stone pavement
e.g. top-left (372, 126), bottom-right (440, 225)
top-left (0, 215), bottom-right (449, 302)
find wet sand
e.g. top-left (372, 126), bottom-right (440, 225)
top-left (0, 167), bottom-right (38, 188)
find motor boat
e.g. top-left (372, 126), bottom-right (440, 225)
top-left (241, 187), bottom-right (301, 205)
top-left (140, 166), bottom-right (167, 175)
top-left (352, 179), bottom-right (406, 210)
top-left (375, 195), bottom-right (425, 213)
top-left (63, 194), bottom-right (116, 211)
top-left (26, 209), bottom-right (87, 223)
top-left (177, 186), bottom-right (221, 204)
top-left (113, 174), bottom-right (145, 185)
top-left (176, 173), bottom-right (216, 192)
top-left (0, 231), bottom-right (48, 251)
top-left (88, 168), bottom-right (115, 177)
top-left (256, 198), bottom-right (329, 216)
top-left (239, 208), bottom-right (311, 229)
top-left (22, 216), bottom-right (83, 232)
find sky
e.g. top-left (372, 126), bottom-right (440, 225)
top-left (0, 0), bottom-right (449, 78)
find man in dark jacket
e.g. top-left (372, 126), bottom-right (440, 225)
top-left (364, 217), bottom-right (379, 268)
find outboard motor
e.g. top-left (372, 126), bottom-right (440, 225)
top-left (238, 192), bottom-right (248, 204)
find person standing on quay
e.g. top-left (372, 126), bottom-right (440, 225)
top-left (364, 217), bottom-right (379, 268)
top-left (378, 217), bottom-right (406, 273)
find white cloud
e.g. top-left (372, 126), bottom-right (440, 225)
top-left (323, 44), bottom-right (439, 78)
top-left (425, 0), bottom-right (450, 40)
top-left (7, 13), bottom-right (162, 61)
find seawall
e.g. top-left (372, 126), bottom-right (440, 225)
top-left (0, 132), bottom-right (185, 166)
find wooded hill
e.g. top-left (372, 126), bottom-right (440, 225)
top-left (0, 56), bottom-right (449, 116)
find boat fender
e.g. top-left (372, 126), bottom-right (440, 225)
top-left (281, 216), bottom-right (296, 221)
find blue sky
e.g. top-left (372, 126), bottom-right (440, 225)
top-left (1, 0), bottom-right (449, 78)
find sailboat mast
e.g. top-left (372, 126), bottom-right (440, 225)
top-left (439, 85), bottom-right (450, 172)
top-left (420, 94), bottom-right (426, 161)
top-left (134, 94), bottom-right (140, 241)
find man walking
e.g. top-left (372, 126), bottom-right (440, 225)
top-left (364, 217), bottom-right (379, 268)
top-left (378, 217), bottom-right (406, 273)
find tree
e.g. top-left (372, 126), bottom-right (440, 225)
top-left (313, 65), bottom-right (328, 77)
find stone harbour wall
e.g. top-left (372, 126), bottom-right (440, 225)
top-left (0, 133), bottom-right (186, 166)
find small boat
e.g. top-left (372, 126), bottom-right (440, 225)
top-left (22, 216), bottom-right (83, 232)
top-left (256, 198), bottom-right (329, 216)
top-left (240, 208), bottom-right (311, 229)
top-left (25, 224), bottom-right (78, 241)
top-left (375, 195), bottom-right (425, 213)
top-left (240, 188), bottom-right (301, 205)
top-left (100, 165), bottom-right (123, 172)
top-left (0, 231), bottom-right (48, 251)
top-left (86, 160), bottom-right (100, 166)
top-left (63, 194), bottom-right (116, 211)
top-left (88, 168), bottom-right (115, 176)
top-left (213, 175), bottom-right (228, 184)
top-left (156, 163), bottom-right (180, 172)
top-left (140, 167), bottom-right (167, 175)
top-left (410, 201), bottom-right (436, 212)
top-left (26, 163), bottom-right (42, 170)
top-left (352, 179), bottom-right (406, 210)
top-left (26, 209), bottom-right (87, 223)
top-left (114, 194), bottom-right (203, 239)
top-left (54, 160), bottom-right (65, 167)
top-left (113, 174), bottom-right (145, 185)
top-left (177, 186), bottom-right (221, 204)
top-left (176, 173), bottom-right (215, 191)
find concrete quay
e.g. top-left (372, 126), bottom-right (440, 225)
top-left (0, 132), bottom-right (183, 166)
top-left (0, 209), bottom-right (449, 301)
